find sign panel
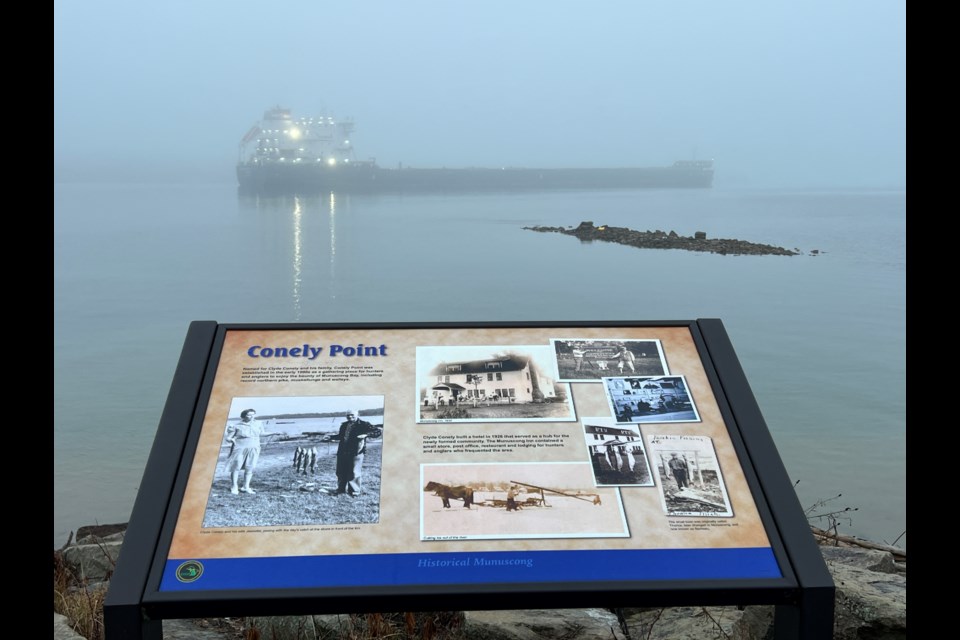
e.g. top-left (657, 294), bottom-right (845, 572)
top-left (156, 324), bottom-right (782, 593)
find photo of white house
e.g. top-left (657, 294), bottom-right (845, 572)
top-left (416, 345), bottom-right (575, 423)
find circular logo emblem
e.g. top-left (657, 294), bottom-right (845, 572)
top-left (175, 560), bottom-right (204, 583)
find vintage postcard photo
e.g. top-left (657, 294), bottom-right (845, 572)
top-left (420, 462), bottom-right (628, 540)
top-left (416, 345), bottom-right (575, 423)
top-left (551, 338), bottom-right (667, 382)
top-left (202, 395), bottom-right (385, 528)
top-left (647, 434), bottom-right (733, 518)
top-left (581, 417), bottom-right (654, 487)
top-left (603, 375), bottom-right (701, 424)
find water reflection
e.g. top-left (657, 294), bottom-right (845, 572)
top-left (292, 196), bottom-right (302, 319)
top-left (329, 191), bottom-right (336, 304)
top-left (237, 191), bottom-right (347, 319)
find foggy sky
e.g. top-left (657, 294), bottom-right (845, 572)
top-left (54, 1), bottom-right (905, 188)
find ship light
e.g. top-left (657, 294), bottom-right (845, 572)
top-left (288, 127), bottom-right (302, 140)
top-left (327, 158), bottom-right (337, 166)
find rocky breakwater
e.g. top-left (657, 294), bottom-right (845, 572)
top-left (525, 221), bottom-right (804, 256)
top-left (55, 523), bottom-right (905, 639)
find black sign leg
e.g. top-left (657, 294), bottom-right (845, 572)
top-left (774, 585), bottom-right (835, 639)
top-left (103, 604), bottom-right (161, 640)
top-left (774, 604), bottom-right (800, 640)
top-left (103, 321), bottom-right (219, 639)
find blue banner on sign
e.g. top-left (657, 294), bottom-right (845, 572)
top-left (160, 547), bottom-right (781, 591)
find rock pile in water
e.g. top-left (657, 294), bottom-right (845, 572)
top-left (525, 221), bottom-right (802, 256)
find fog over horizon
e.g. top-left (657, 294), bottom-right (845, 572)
top-left (54, 1), bottom-right (905, 189)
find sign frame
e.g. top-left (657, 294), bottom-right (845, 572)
top-left (104, 319), bottom-right (834, 639)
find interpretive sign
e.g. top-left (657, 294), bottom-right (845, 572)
top-left (104, 320), bottom-right (834, 640)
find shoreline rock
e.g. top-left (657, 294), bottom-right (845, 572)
top-left (55, 524), bottom-right (904, 639)
top-left (525, 221), bottom-right (806, 256)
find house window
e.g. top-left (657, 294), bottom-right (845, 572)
top-left (508, 389), bottom-right (516, 397)
top-left (444, 376), bottom-right (450, 383)
top-left (446, 364), bottom-right (462, 372)
top-left (487, 373), bottom-right (493, 381)
top-left (485, 361), bottom-right (503, 369)
top-left (495, 372), bottom-right (502, 381)
top-left (526, 372), bottom-right (530, 379)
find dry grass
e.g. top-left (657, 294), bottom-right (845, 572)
top-left (53, 538), bottom-right (109, 640)
top-left (54, 544), bottom-right (465, 640)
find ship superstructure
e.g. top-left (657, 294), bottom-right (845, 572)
top-left (240, 107), bottom-right (358, 167)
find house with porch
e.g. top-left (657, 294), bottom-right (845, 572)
top-left (427, 354), bottom-right (557, 405)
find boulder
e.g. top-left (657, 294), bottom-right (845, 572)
top-left (463, 609), bottom-right (625, 640)
top-left (824, 551), bottom-right (906, 639)
top-left (53, 613), bottom-right (86, 640)
top-left (61, 530), bottom-right (125, 582)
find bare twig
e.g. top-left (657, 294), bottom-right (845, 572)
top-left (641, 609), bottom-right (664, 640)
top-left (799, 487), bottom-right (859, 538)
top-left (613, 607), bottom-right (633, 640)
top-left (696, 608), bottom-right (731, 639)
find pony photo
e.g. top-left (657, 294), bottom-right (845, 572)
top-left (424, 481), bottom-right (475, 509)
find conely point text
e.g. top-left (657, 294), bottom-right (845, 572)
top-left (246, 344), bottom-right (388, 360)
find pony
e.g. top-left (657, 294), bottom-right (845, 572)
top-left (424, 481), bottom-right (474, 509)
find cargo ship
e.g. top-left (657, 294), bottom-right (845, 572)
top-left (236, 107), bottom-right (714, 194)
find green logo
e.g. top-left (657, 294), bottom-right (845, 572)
top-left (175, 560), bottom-right (204, 583)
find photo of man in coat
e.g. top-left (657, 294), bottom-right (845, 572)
top-left (332, 410), bottom-right (381, 496)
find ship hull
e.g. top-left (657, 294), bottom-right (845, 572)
top-left (236, 163), bottom-right (714, 195)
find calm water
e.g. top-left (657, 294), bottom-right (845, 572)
top-left (53, 183), bottom-right (906, 549)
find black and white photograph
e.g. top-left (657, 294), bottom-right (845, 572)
top-left (551, 338), bottom-right (667, 382)
top-left (647, 434), bottom-right (733, 518)
top-left (420, 462), bottom-right (628, 540)
top-left (581, 418), bottom-right (654, 487)
top-left (416, 345), bottom-right (575, 423)
top-left (202, 395), bottom-right (384, 528)
top-left (603, 375), bottom-right (701, 424)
